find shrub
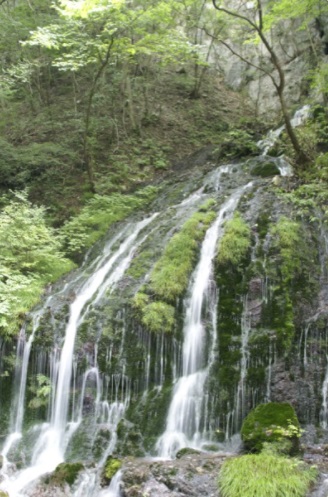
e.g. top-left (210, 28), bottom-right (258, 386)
top-left (60, 186), bottom-right (158, 257)
top-left (0, 192), bottom-right (74, 337)
top-left (218, 452), bottom-right (317, 497)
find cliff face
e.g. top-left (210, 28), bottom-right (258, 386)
top-left (207, 1), bottom-right (327, 116)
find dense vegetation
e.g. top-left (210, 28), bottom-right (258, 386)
top-left (218, 450), bottom-right (317, 497)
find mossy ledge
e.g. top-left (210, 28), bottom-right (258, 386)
top-left (132, 200), bottom-right (217, 334)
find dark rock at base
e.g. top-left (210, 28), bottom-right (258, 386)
top-left (121, 453), bottom-right (229, 497)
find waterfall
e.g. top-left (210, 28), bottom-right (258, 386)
top-left (257, 105), bottom-right (311, 156)
top-left (235, 296), bottom-right (251, 428)
top-left (321, 356), bottom-right (328, 429)
top-left (156, 182), bottom-right (253, 458)
top-left (0, 214), bottom-right (157, 497)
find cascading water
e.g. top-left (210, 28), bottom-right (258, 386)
top-left (156, 182), bottom-right (253, 458)
top-left (1, 214), bottom-right (157, 497)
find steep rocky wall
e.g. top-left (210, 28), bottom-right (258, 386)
top-left (207, 2), bottom-right (327, 116)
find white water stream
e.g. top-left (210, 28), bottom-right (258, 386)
top-left (0, 214), bottom-right (157, 497)
top-left (156, 182), bottom-right (253, 458)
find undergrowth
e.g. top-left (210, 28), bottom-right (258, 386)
top-left (60, 185), bottom-right (158, 258)
top-left (218, 451), bottom-right (317, 497)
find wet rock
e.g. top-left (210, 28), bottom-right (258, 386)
top-left (121, 453), bottom-right (227, 497)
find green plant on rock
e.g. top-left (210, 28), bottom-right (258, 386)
top-left (131, 200), bottom-right (217, 334)
top-left (102, 457), bottom-right (122, 483)
top-left (28, 374), bottom-right (52, 410)
top-left (150, 205), bottom-right (216, 301)
top-left (268, 217), bottom-right (303, 351)
top-left (133, 296), bottom-right (175, 334)
top-left (217, 212), bottom-right (251, 267)
top-left (218, 451), bottom-right (317, 497)
top-left (241, 402), bottom-right (301, 454)
top-left (271, 217), bottom-right (301, 284)
top-left (46, 462), bottom-right (84, 487)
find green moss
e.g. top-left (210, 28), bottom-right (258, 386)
top-left (126, 249), bottom-right (153, 279)
top-left (271, 217), bottom-right (301, 284)
top-left (132, 293), bottom-right (175, 334)
top-left (250, 161), bottom-right (280, 177)
top-left (241, 402), bottom-right (301, 453)
top-left (217, 213), bottom-right (251, 266)
top-left (218, 452), bottom-right (317, 497)
top-left (103, 457), bottom-right (122, 483)
top-left (176, 448), bottom-right (200, 459)
top-left (141, 301), bottom-right (175, 334)
top-left (150, 208), bottom-right (216, 301)
top-left (131, 202), bottom-right (217, 334)
top-left (47, 462), bottom-right (84, 486)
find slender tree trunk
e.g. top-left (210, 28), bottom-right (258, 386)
top-left (83, 38), bottom-right (114, 192)
top-left (212, 0), bottom-right (309, 166)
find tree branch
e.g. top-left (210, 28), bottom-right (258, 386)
top-left (204, 27), bottom-right (279, 90)
top-left (212, 0), bottom-right (259, 30)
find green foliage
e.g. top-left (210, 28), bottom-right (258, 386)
top-left (0, 191), bottom-right (74, 337)
top-left (217, 212), bottom-right (251, 266)
top-left (103, 457), bottom-right (122, 482)
top-left (60, 186), bottom-right (158, 257)
top-left (218, 451), bottom-right (317, 497)
top-left (28, 374), bottom-right (52, 410)
top-left (214, 129), bottom-right (257, 159)
top-left (0, 139), bottom-right (78, 190)
top-left (150, 207), bottom-right (217, 301)
top-left (241, 402), bottom-right (301, 453)
top-left (132, 295), bottom-right (175, 334)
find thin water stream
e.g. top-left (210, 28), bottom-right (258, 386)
top-left (157, 182), bottom-right (253, 458)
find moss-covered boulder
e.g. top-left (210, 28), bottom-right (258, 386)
top-left (46, 462), bottom-right (84, 486)
top-left (0, 491), bottom-right (9, 497)
top-left (241, 402), bottom-right (301, 454)
top-left (250, 159), bottom-right (280, 177)
top-left (176, 447), bottom-right (200, 459)
top-left (102, 456), bottom-right (122, 485)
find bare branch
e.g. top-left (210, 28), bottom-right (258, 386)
top-left (204, 27), bottom-right (279, 90)
top-left (212, 0), bottom-right (259, 31)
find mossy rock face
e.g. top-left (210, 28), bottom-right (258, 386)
top-left (250, 161), bottom-right (280, 177)
top-left (241, 402), bottom-right (300, 454)
top-left (102, 457), bottom-right (122, 485)
top-left (47, 462), bottom-right (84, 486)
top-left (176, 447), bottom-right (200, 459)
top-left (0, 491), bottom-right (9, 497)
